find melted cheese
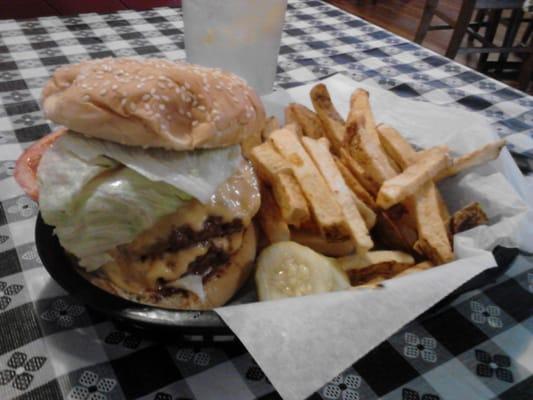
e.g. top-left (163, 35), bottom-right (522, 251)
top-left (145, 245), bottom-right (208, 284)
top-left (103, 231), bottom-right (244, 294)
top-left (125, 160), bottom-right (259, 255)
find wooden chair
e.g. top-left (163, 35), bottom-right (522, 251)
top-left (415, 0), bottom-right (532, 90)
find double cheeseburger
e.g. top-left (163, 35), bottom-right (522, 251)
top-left (15, 58), bottom-right (265, 309)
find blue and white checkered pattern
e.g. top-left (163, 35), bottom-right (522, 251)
top-left (0, 1), bottom-right (531, 399)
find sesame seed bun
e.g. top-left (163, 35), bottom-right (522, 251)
top-left (41, 58), bottom-right (266, 151)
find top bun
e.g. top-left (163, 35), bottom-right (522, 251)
top-left (42, 58), bottom-right (265, 151)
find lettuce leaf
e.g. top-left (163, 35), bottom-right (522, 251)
top-left (37, 132), bottom-right (245, 270)
top-left (54, 168), bottom-right (186, 270)
top-left (38, 141), bottom-right (187, 270)
top-left (59, 132), bottom-right (243, 203)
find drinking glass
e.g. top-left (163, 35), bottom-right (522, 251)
top-left (183, 0), bottom-right (288, 95)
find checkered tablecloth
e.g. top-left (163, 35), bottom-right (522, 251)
top-left (0, 1), bottom-right (532, 399)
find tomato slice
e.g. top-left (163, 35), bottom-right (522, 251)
top-left (14, 128), bottom-right (66, 201)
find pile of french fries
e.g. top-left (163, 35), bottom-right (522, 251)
top-left (250, 83), bottom-right (503, 287)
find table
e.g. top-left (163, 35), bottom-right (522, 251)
top-left (0, 1), bottom-right (531, 399)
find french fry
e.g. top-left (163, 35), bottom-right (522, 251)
top-left (449, 202), bottom-right (488, 234)
top-left (339, 148), bottom-right (381, 195)
top-left (377, 146), bottom-right (450, 209)
top-left (352, 260), bottom-right (433, 287)
top-left (377, 123), bottom-right (419, 169)
top-left (290, 228), bottom-right (355, 257)
top-left (269, 128), bottom-right (349, 240)
top-left (310, 83), bottom-right (346, 150)
top-left (261, 116), bottom-right (280, 141)
top-left (284, 122), bottom-right (302, 136)
top-left (302, 136), bottom-right (373, 252)
top-left (436, 139), bottom-right (506, 181)
top-left (413, 261), bottom-right (434, 269)
top-left (284, 108), bottom-right (303, 136)
top-left (241, 129), bottom-right (262, 158)
top-left (352, 279), bottom-right (385, 289)
top-left (394, 261), bottom-right (433, 278)
top-left (352, 194), bottom-right (377, 229)
top-left (249, 141), bottom-right (310, 226)
top-left (285, 105), bottom-right (296, 125)
top-left (346, 91), bottom-right (398, 188)
top-left (377, 124), bottom-right (453, 264)
top-left (413, 182), bottom-right (455, 264)
top-left (379, 124), bottom-right (450, 220)
top-left (258, 185), bottom-right (291, 243)
top-left (337, 250), bottom-right (415, 272)
top-left (349, 261), bottom-right (416, 285)
top-left (271, 177), bottom-right (310, 227)
top-left (250, 141), bottom-right (291, 178)
top-left (373, 209), bottom-right (418, 252)
top-left (435, 189), bottom-right (451, 223)
top-left (287, 103), bottom-right (326, 139)
top-left (334, 155), bottom-right (377, 210)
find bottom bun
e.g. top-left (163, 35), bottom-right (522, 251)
top-left (78, 225), bottom-right (257, 310)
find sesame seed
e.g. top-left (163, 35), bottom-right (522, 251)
top-left (130, 103), bottom-right (137, 111)
top-left (162, 95), bottom-right (170, 102)
top-left (158, 82), bottom-right (166, 89)
top-left (192, 120), bottom-right (199, 127)
top-left (175, 87), bottom-right (181, 94)
top-left (144, 103), bottom-right (150, 110)
top-left (184, 82), bottom-right (191, 89)
top-left (198, 105), bottom-right (206, 111)
top-left (82, 94), bottom-right (90, 102)
top-left (100, 89), bottom-right (107, 96)
top-left (121, 98), bottom-right (127, 107)
top-left (150, 88), bottom-right (156, 95)
top-left (112, 84), bottom-right (118, 90)
top-left (142, 94), bottom-right (151, 102)
top-left (166, 114), bottom-right (172, 121)
top-left (186, 111), bottom-right (192, 118)
top-left (159, 104), bottom-right (166, 110)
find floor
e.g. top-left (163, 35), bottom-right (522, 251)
top-left (324, 0), bottom-right (530, 92)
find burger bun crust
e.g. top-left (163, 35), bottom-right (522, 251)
top-left (42, 58), bottom-right (265, 151)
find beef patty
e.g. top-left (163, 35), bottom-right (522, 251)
top-left (141, 216), bottom-right (243, 259)
top-left (132, 217), bottom-right (245, 297)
